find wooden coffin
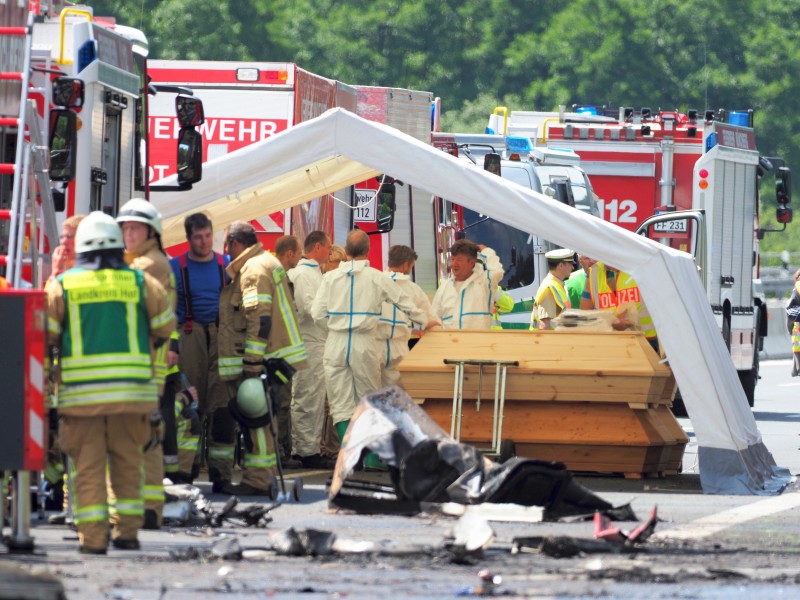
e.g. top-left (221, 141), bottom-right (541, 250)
top-left (398, 329), bottom-right (687, 478)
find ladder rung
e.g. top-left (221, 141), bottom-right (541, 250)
top-left (0, 73), bottom-right (23, 81)
top-left (0, 164), bottom-right (14, 175)
top-left (0, 27), bottom-right (28, 36)
top-left (0, 118), bottom-right (19, 127)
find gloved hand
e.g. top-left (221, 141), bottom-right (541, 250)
top-left (176, 386), bottom-right (202, 436)
top-left (144, 410), bottom-right (164, 452)
top-left (243, 361), bottom-right (263, 378)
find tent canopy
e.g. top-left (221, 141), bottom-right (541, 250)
top-left (152, 108), bottom-right (789, 495)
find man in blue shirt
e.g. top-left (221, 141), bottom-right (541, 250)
top-left (169, 213), bottom-right (231, 490)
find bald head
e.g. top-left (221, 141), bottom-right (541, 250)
top-left (345, 229), bottom-right (370, 259)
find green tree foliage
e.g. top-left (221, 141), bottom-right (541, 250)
top-left (87, 0), bottom-right (800, 249)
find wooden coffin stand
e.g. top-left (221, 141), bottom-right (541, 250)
top-left (399, 329), bottom-right (687, 478)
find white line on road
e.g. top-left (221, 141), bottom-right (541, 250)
top-left (653, 491), bottom-right (800, 541)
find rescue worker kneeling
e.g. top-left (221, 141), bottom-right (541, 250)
top-left (45, 212), bottom-right (175, 554)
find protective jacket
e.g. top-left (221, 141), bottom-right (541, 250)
top-left (432, 247), bottom-right (504, 329)
top-left (530, 272), bottom-right (571, 329)
top-left (125, 238), bottom-right (178, 389)
top-left (585, 262), bottom-right (656, 339)
top-left (46, 264), bottom-right (174, 416)
top-left (219, 243), bottom-right (308, 381)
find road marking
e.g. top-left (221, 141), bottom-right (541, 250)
top-left (777, 383), bottom-right (800, 387)
top-left (653, 491), bottom-right (800, 541)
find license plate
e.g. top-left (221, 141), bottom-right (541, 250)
top-left (652, 219), bottom-right (688, 233)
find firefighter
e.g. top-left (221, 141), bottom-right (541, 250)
top-left (530, 248), bottom-right (576, 330)
top-left (218, 221), bottom-right (307, 496)
top-left (287, 231), bottom-right (334, 469)
top-left (310, 229), bottom-right (438, 442)
top-left (169, 213), bottom-right (231, 489)
top-left (45, 212), bottom-right (174, 554)
top-left (378, 245), bottom-right (437, 387)
top-left (432, 239), bottom-right (505, 329)
top-left (117, 199), bottom-right (179, 529)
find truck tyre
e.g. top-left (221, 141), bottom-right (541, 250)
top-left (738, 348), bottom-right (759, 408)
top-left (722, 314), bottom-right (731, 352)
top-left (499, 439), bottom-right (516, 463)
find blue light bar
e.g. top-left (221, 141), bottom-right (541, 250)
top-left (505, 135), bottom-right (532, 153)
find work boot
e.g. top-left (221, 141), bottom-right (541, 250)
top-left (280, 454), bottom-right (303, 470)
top-left (211, 479), bottom-right (231, 494)
top-left (47, 511), bottom-right (68, 525)
top-left (294, 453), bottom-right (337, 470)
top-left (335, 420), bottom-right (350, 444)
top-left (111, 538), bottom-right (141, 551)
top-left (142, 509), bottom-right (160, 530)
top-left (220, 481), bottom-right (273, 497)
top-left (79, 545), bottom-right (107, 555)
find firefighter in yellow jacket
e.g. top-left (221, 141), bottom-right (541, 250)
top-left (45, 212), bottom-right (175, 554)
top-left (218, 221), bottom-right (308, 495)
top-left (117, 199), bottom-right (178, 529)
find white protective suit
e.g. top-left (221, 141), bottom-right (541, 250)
top-left (432, 247), bottom-right (505, 329)
top-left (377, 271), bottom-right (437, 387)
top-left (311, 260), bottom-right (432, 424)
top-left (287, 258), bottom-right (327, 457)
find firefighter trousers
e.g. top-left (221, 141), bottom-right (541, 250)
top-left (179, 323), bottom-right (234, 483)
top-left (225, 380), bottom-right (277, 491)
top-left (59, 413), bottom-right (148, 550)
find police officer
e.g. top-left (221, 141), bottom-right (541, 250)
top-left (45, 212), bottom-right (174, 554)
top-left (531, 248), bottom-right (576, 330)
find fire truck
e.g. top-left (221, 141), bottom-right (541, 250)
top-left (491, 106), bottom-right (792, 405)
top-left (147, 60), bottom-right (361, 256)
top-left (0, 1), bottom-right (202, 550)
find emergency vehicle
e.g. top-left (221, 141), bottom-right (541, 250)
top-left (147, 60), bottom-right (359, 256)
top-left (491, 106), bottom-right (792, 405)
top-left (0, 1), bottom-right (202, 550)
top-left (426, 132), bottom-right (597, 327)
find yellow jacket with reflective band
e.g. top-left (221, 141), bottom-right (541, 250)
top-left (45, 265), bottom-right (175, 416)
top-left (218, 243), bottom-right (308, 381)
top-left (530, 272), bottom-right (570, 329)
top-left (125, 238), bottom-right (178, 391)
top-left (586, 262), bottom-right (656, 339)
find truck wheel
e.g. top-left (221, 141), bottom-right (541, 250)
top-left (722, 315), bottom-right (731, 352)
top-left (499, 439), bottom-right (516, 463)
top-left (738, 349), bottom-right (759, 408)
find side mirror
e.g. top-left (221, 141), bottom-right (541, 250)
top-left (484, 153), bottom-right (501, 177)
top-left (49, 109), bottom-right (77, 182)
top-left (52, 77), bottom-right (84, 108)
top-left (376, 181), bottom-right (396, 233)
top-left (176, 94), bottom-right (205, 128)
top-left (177, 128), bottom-right (203, 186)
top-left (776, 166), bottom-right (792, 204)
top-left (549, 175), bottom-right (575, 208)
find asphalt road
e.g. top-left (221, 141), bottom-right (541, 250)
top-left (2, 361), bottom-right (800, 599)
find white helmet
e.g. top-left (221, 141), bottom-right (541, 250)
top-left (116, 198), bottom-right (162, 235)
top-left (74, 211), bottom-right (125, 254)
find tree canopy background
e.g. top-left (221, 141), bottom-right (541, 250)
top-left (90, 0), bottom-right (800, 254)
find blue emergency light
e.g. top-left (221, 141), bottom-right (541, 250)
top-left (505, 135), bottom-right (532, 154)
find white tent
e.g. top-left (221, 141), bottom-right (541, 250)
top-left (152, 108), bottom-right (790, 495)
